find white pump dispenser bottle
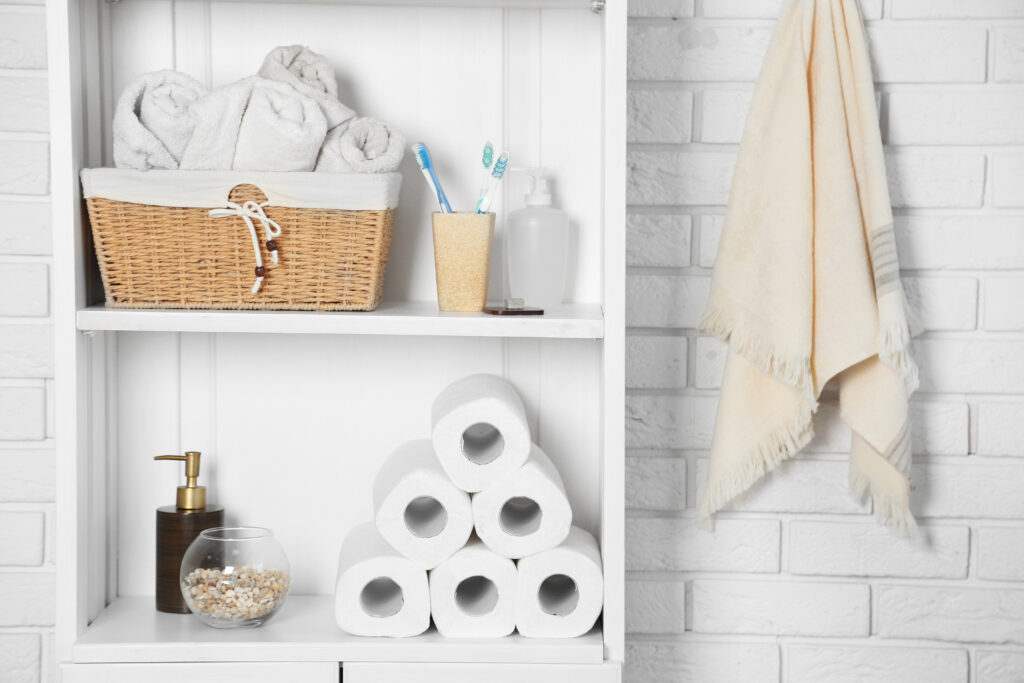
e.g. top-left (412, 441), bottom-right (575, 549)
top-left (506, 170), bottom-right (569, 310)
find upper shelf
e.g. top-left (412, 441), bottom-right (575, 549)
top-left (110, 0), bottom-right (603, 7)
top-left (76, 302), bottom-right (604, 339)
top-left (74, 596), bottom-right (604, 665)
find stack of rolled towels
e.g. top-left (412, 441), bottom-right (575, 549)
top-left (335, 374), bottom-right (603, 639)
top-left (114, 45), bottom-right (405, 174)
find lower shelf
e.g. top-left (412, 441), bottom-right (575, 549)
top-left (72, 596), bottom-right (605, 665)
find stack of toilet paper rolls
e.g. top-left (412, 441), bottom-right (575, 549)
top-left (335, 373), bottom-right (604, 639)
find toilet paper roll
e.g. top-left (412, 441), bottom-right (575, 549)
top-left (431, 374), bottom-right (531, 493)
top-left (335, 522), bottom-right (430, 637)
top-left (429, 537), bottom-right (518, 638)
top-left (373, 440), bottom-right (473, 570)
top-left (515, 526), bottom-right (603, 638)
top-left (472, 443), bottom-right (572, 559)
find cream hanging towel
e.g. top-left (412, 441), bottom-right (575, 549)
top-left (698, 0), bottom-right (919, 532)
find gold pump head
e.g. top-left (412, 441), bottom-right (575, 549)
top-left (154, 451), bottom-right (207, 510)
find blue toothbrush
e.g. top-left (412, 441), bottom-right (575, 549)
top-left (476, 151), bottom-right (509, 214)
top-left (412, 143), bottom-right (452, 213)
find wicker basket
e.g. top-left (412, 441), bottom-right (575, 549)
top-left (81, 169), bottom-right (402, 311)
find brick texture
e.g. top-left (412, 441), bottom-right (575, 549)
top-left (0, 12), bottom-right (47, 69)
top-left (626, 2), bottom-right (1024, 681)
top-left (977, 651), bottom-right (1024, 683)
top-left (787, 646), bottom-right (968, 683)
top-left (877, 586), bottom-right (1024, 644)
top-left (626, 518), bottom-right (780, 572)
top-left (0, 634), bottom-right (40, 683)
top-left (0, 202), bottom-right (52, 256)
top-left (627, 214), bottom-right (692, 267)
top-left (788, 522), bottom-right (969, 578)
top-left (0, 512), bottom-right (44, 565)
top-left (0, 574), bottom-right (54, 626)
top-left (0, 264), bottom-right (49, 316)
top-left (691, 580), bottom-right (870, 636)
top-left (977, 403), bottom-right (1024, 456)
top-left (0, 77), bottom-right (48, 132)
top-left (626, 642), bottom-right (779, 683)
top-left (995, 29), bottom-right (1024, 82)
top-left (1, 15), bottom-right (54, 681)
top-left (626, 457), bottom-right (685, 510)
top-left (977, 527), bottom-right (1024, 581)
top-left (625, 580), bottom-right (686, 633)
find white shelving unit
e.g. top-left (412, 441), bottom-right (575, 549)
top-left (49, 0), bottom-right (625, 681)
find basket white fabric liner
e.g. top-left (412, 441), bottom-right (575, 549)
top-left (81, 168), bottom-right (402, 210)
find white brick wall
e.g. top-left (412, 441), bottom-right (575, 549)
top-left (787, 645), bottom-right (968, 683)
top-left (626, 0), bottom-right (1024, 680)
top-left (691, 580), bottom-right (870, 636)
top-left (0, 4), bottom-right (54, 682)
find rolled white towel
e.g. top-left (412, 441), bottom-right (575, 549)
top-left (258, 45), bottom-right (355, 130)
top-left (235, 78), bottom-right (328, 172)
top-left (315, 117), bottom-right (406, 174)
top-left (179, 78), bottom-right (252, 171)
top-left (113, 70), bottom-right (207, 170)
top-left (180, 77), bottom-right (328, 172)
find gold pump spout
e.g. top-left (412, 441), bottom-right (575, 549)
top-left (154, 451), bottom-right (207, 510)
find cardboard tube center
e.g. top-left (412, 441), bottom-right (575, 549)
top-left (455, 575), bottom-right (499, 616)
top-left (360, 577), bottom-right (404, 618)
top-left (461, 422), bottom-right (504, 465)
top-left (499, 496), bottom-right (542, 536)
top-left (404, 496), bottom-right (448, 538)
top-left (538, 574), bottom-right (579, 617)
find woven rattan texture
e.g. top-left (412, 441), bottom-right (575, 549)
top-left (86, 184), bottom-right (393, 311)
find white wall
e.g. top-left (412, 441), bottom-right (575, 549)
top-left (0, 2), bottom-right (56, 682)
top-left (625, 0), bottom-right (1024, 681)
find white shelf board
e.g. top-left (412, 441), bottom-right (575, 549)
top-left (114, 0), bottom-right (595, 7)
top-left (73, 596), bottom-right (604, 665)
top-left (76, 302), bottom-right (604, 338)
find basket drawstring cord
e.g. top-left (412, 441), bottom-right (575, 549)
top-left (209, 201), bottom-right (283, 293)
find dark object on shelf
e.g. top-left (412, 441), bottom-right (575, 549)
top-left (154, 452), bottom-right (225, 614)
top-left (484, 299), bottom-right (544, 316)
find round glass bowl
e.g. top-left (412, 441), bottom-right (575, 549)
top-left (180, 527), bottom-right (291, 628)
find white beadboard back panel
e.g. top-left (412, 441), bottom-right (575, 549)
top-left (102, 2), bottom-right (604, 305)
top-left (115, 332), bottom-right (602, 595)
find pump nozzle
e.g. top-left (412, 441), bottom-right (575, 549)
top-left (154, 451), bottom-right (207, 510)
top-left (510, 167), bottom-right (553, 207)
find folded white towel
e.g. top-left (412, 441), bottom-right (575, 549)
top-left (113, 70), bottom-right (207, 170)
top-left (258, 45), bottom-right (355, 130)
top-left (180, 77), bottom-right (328, 172)
top-left (315, 117), bottom-right (406, 173)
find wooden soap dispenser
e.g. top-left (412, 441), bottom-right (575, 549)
top-left (154, 451), bottom-right (224, 613)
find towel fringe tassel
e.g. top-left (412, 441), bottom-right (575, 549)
top-left (877, 294), bottom-right (920, 393)
top-left (701, 305), bottom-right (817, 404)
top-left (697, 405), bottom-right (814, 529)
top-left (850, 467), bottom-right (917, 537)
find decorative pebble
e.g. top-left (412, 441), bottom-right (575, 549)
top-left (181, 566), bottom-right (290, 622)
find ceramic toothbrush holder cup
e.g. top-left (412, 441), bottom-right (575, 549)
top-left (432, 212), bottom-right (495, 312)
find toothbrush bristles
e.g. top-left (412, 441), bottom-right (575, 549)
top-left (492, 152), bottom-right (509, 178)
top-left (482, 141), bottom-right (494, 169)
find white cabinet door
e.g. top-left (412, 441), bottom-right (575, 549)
top-left (61, 662), bottom-right (338, 683)
top-left (344, 662), bottom-right (621, 683)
